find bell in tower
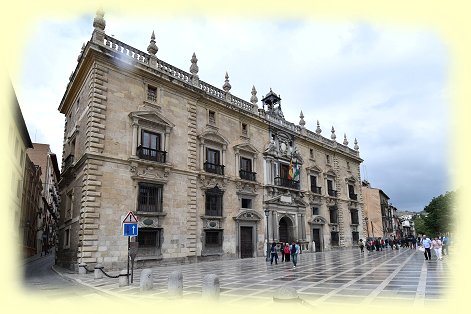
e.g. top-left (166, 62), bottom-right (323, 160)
top-left (261, 88), bottom-right (284, 119)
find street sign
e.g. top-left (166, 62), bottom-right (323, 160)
top-left (123, 223), bottom-right (138, 236)
top-left (123, 211), bottom-right (138, 223)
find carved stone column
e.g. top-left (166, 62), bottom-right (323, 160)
top-left (234, 149), bottom-right (240, 177)
top-left (131, 120), bottom-right (138, 157)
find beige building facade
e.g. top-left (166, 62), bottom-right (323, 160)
top-left (57, 11), bottom-right (365, 271)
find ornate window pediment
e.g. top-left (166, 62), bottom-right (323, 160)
top-left (325, 169), bottom-right (336, 177)
top-left (311, 215), bottom-right (327, 225)
top-left (306, 165), bottom-right (322, 174)
top-left (233, 209), bottom-right (262, 221)
top-left (233, 142), bottom-right (259, 155)
top-left (198, 129), bottom-right (229, 146)
top-left (345, 175), bottom-right (357, 183)
top-left (129, 111), bottom-right (175, 130)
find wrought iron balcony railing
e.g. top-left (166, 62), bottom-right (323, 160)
top-left (239, 169), bottom-right (256, 181)
top-left (274, 177), bottom-right (300, 190)
top-left (137, 146), bottom-right (167, 163)
top-left (204, 162), bottom-right (225, 175)
top-left (328, 189), bottom-right (338, 197)
top-left (64, 154), bottom-right (74, 170)
top-left (310, 186), bottom-right (322, 194)
top-left (349, 193), bottom-right (358, 200)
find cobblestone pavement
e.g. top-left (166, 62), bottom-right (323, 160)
top-left (53, 247), bottom-right (453, 306)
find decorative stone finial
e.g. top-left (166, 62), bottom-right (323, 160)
top-left (316, 120), bottom-right (322, 134)
top-left (343, 133), bottom-right (349, 146)
top-left (354, 138), bottom-right (359, 151)
top-left (223, 72), bottom-right (231, 92)
top-left (77, 43), bottom-right (86, 62)
top-left (250, 85), bottom-right (258, 104)
top-left (93, 8), bottom-right (106, 31)
top-left (299, 111), bottom-right (305, 127)
top-left (147, 31), bottom-right (158, 55)
top-left (190, 53), bottom-right (199, 75)
top-left (331, 126), bottom-right (336, 141)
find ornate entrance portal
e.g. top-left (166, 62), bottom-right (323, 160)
top-left (278, 216), bottom-right (294, 243)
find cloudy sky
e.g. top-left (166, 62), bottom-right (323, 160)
top-left (11, 11), bottom-right (452, 212)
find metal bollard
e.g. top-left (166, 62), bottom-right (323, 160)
top-left (140, 268), bottom-right (153, 291)
top-left (168, 270), bottom-right (183, 297)
top-left (119, 270), bottom-right (129, 287)
top-left (202, 274), bottom-right (220, 300)
top-left (94, 263), bottom-right (103, 280)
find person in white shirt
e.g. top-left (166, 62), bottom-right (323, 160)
top-left (422, 235), bottom-right (432, 261)
top-left (432, 237), bottom-right (443, 260)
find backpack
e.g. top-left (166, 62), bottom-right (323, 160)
top-left (291, 244), bottom-right (297, 254)
top-left (270, 246), bottom-right (276, 253)
top-left (284, 246), bottom-right (290, 254)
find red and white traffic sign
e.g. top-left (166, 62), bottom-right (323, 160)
top-left (122, 211), bottom-right (138, 224)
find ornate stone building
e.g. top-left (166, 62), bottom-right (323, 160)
top-left (56, 10), bottom-right (365, 271)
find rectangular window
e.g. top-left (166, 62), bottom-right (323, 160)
top-left (209, 110), bottom-right (216, 124)
top-left (147, 86), bottom-right (157, 102)
top-left (139, 130), bottom-right (165, 162)
top-left (329, 206), bottom-right (338, 224)
top-left (326, 154), bottom-right (330, 164)
top-left (331, 232), bottom-right (339, 246)
top-left (309, 148), bottom-right (314, 158)
top-left (310, 175), bottom-right (320, 194)
top-left (205, 193), bottom-right (223, 216)
top-left (138, 229), bottom-right (161, 248)
top-left (206, 148), bottom-right (220, 165)
top-left (242, 123), bottom-right (248, 136)
top-left (138, 183), bottom-right (163, 212)
top-left (205, 230), bottom-right (223, 247)
top-left (280, 164), bottom-right (290, 179)
top-left (63, 227), bottom-right (70, 249)
top-left (241, 198), bottom-right (252, 209)
top-left (240, 157), bottom-right (252, 172)
top-left (352, 231), bottom-right (359, 243)
top-left (312, 207), bottom-right (319, 216)
top-left (351, 210), bottom-right (359, 225)
top-left (348, 184), bottom-right (357, 200)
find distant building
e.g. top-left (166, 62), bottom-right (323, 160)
top-left (361, 181), bottom-right (393, 239)
top-left (27, 143), bottom-right (61, 256)
top-left (56, 10), bottom-right (365, 271)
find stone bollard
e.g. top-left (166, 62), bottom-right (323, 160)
top-left (119, 270), bottom-right (129, 287)
top-left (140, 268), bottom-right (153, 292)
top-left (202, 274), bottom-right (220, 300)
top-left (273, 286), bottom-right (300, 303)
top-left (78, 263), bottom-right (87, 275)
top-left (94, 264), bottom-right (103, 280)
top-left (168, 270), bottom-right (183, 298)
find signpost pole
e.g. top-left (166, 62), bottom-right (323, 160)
top-left (127, 236), bottom-right (130, 282)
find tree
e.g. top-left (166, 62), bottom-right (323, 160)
top-left (422, 191), bottom-right (455, 236)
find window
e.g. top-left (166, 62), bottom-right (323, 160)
top-left (310, 175), bottom-right (321, 194)
top-left (348, 184), bottom-right (357, 200)
top-left (147, 86), bottom-right (157, 102)
top-left (327, 179), bottom-right (337, 197)
top-left (274, 163), bottom-right (299, 189)
top-left (347, 161), bottom-right (350, 170)
top-left (75, 97), bottom-right (80, 112)
top-left (241, 123), bottom-right (248, 136)
top-left (63, 227), bottom-right (70, 249)
top-left (138, 183), bottom-right (163, 212)
top-left (205, 186), bottom-right (223, 216)
top-left (350, 209), bottom-right (359, 225)
top-left (309, 148), bottom-right (314, 158)
top-left (65, 191), bottom-right (73, 220)
top-left (352, 231), bottom-right (359, 243)
top-left (240, 157), bottom-right (255, 181)
top-left (326, 154), bottom-right (331, 164)
top-left (204, 148), bottom-right (224, 175)
top-left (205, 230), bottom-right (223, 247)
top-left (208, 110), bottom-right (216, 124)
top-left (329, 206), bottom-right (338, 224)
top-left (241, 198), bottom-right (252, 209)
top-left (138, 229), bottom-right (161, 248)
top-left (331, 232), bottom-right (339, 246)
top-left (138, 130), bottom-right (166, 162)
top-left (312, 207), bottom-right (319, 216)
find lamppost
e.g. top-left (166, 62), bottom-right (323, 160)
top-left (264, 208), bottom-right (270, 261)
top-left (364, 216), bottom-right (369, 238)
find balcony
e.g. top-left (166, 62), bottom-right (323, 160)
top-left (239, 169), bottom-right (256, 181)
top-left (64, 154), bottom-right (74, 170)
top-left (137, 146), bottom-right (167, 163)
top-left (349, 193), bottom-right (358, 200)
top-left (310, 186), bottom-right (322, 194)
top-left (274, 177), bottom-right (300, 190)
top-left (327, 189), bottom-right (338, 197)
top-left (204, 162), bottom-right (225, 175)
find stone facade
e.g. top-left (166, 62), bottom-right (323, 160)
top-left (56, 11), bottom-right (365, 271)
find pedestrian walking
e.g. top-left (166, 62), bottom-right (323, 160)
top-left (359, 239), bottom-right (365, 253)
top-left (290, 241), bottom-right (299, 268)
top-left (283, 243), bottom-right (290, 262)
top-left (422, 235), bottom-right (432, 261)
top-left (270, 242), bottom-right (278, 265)
top-left (432, 237), bottom-right (443, 260)
top-left (442, 235), bottom-right (449, 256)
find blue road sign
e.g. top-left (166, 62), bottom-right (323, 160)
top-left (123, 223), bottom-right (138, 236)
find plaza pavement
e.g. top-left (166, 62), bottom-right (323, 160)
top-left (52, 247), bottom-right (453, 306)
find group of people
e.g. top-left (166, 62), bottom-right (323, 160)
top-left (357, 234), bottom-right (450, 261)
top-left (270, 242), bottom-right (300, 268)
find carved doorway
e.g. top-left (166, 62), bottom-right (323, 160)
top-left (278, 216), bottom-right (293, 244)
top-left (240, 226), bottom-right (253, 258)
top-left (312, 228), bottom-right (322, 252)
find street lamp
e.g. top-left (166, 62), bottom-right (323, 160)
top-left (264, 208), bottom-right (270, 262)
top-left (364, 216), bottom-right (369, 238)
